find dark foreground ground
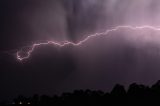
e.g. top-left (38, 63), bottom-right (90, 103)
top-left (2, 80), bottom-right (160, 106)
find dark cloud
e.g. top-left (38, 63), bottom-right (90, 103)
top-left (1, 0), bottom-right (160, 101)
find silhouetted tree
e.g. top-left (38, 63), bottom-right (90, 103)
top-left (110, 84), bottom-right (126, 104)
top-left (10, 80), bottom-right (160, 106)
top-left (31, 94), bottom-right (39, 105)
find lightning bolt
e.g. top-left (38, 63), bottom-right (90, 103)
top-left (16, 25), bottom-right (160, 61)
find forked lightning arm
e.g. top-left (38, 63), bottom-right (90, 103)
top-left (16, 25), bottom-right (160, 61)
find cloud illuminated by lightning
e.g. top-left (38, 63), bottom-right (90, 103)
top-left (16, 25), bottom-right (160, 61)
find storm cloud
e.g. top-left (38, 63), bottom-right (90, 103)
top-left (1, 0), bottom-right (160, 101)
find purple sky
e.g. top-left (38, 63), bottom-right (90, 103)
top-left (1, 0), bottom-right (160, 101)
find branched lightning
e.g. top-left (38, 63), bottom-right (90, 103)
top-left (16, 25), bottom-right (160, 61)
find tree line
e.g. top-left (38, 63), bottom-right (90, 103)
top-left (2, 80), bottom-right (160, 105)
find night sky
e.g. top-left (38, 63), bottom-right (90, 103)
top-left (1, 0), bottom-right (160, 101)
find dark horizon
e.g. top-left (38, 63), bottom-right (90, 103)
top-left (2, 80), bottom-right (160, 105)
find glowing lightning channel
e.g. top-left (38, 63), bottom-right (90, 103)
top-left (16, 25), bottom-right (160, 61)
